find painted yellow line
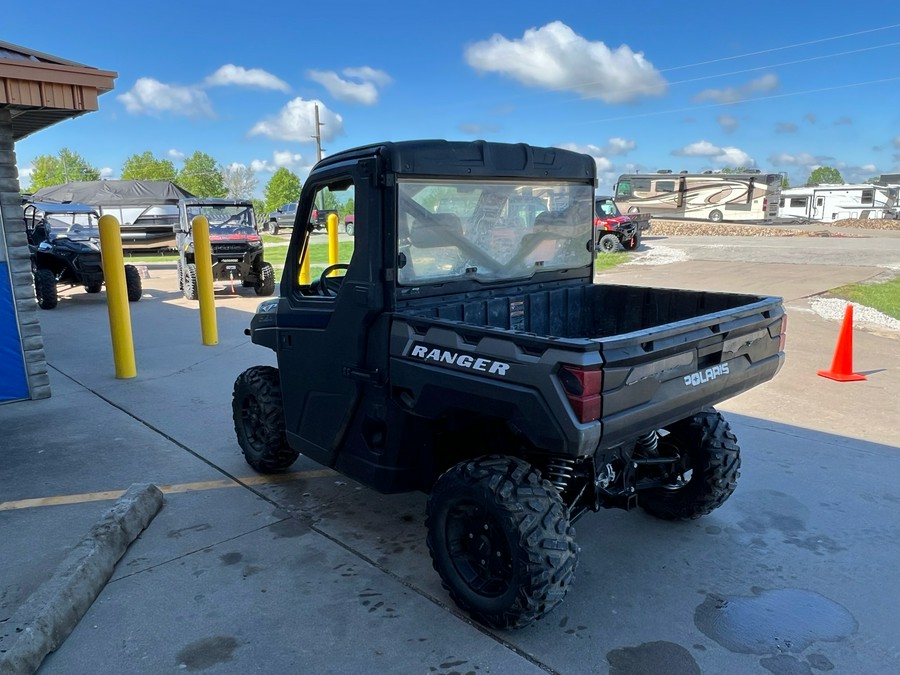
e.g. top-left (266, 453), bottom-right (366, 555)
top-left (0, 469), bottom-right (336, 512)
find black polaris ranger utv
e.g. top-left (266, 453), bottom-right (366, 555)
top-left (232, 140), bottom-right (786, 629)
top-left (175, 198), bottom-right (275, 300)
top-left (24, 202), bottom-right (142, 310)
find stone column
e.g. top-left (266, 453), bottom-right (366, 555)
top-left (0, 109), bottom-right (50, 399)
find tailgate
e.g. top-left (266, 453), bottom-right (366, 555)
top-left (597, 297), bottom-right (785, 446)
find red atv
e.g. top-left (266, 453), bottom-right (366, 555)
top-left (595, 195), bottom-right (641, 252)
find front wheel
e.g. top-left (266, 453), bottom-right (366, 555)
top-left (709, 209), bottom-right (724, 223)
top-left (232, 366), bottom-right (299, 472)
top-left (344, 221), bottom-right (354, 236)
top-left (426, 456), bottom-right (578, 629)
top-left (622, 230), bottom-right (642, 251)
top-left (124, 264), bottom-right (142, 302)
top-left (637, 409), bottom-right (740, 520)
top-left (85, 282), bottom-right (103, 294)
top-left (182, 263), bottom-right (198, 300)
top-left (598, 233), bottom-right (624, 253)
top-left (255, 262), bottom-right (276, 296)
top-left (34, 268), bottom-right (58, 310)
top-left (271, 223), bottom-right (280, 235)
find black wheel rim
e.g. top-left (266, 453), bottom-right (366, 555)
top-left (445, 501), bottom-right (513, 598)
top-left (240, 394), bottom-right (266, 448)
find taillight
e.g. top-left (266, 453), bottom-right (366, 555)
top-left (763, 197), bottom-right (768, 212)
top-left (558, 365), bottom-right (603, 423)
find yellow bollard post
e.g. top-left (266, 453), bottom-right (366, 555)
top-left (299, 245), bottom-right (311, 285)
top-left (191, 215), bottom-right (218, 346)
top-left (98, 215), bottom-right (137, 379)
top-left (327, 212), bottom-right (339, 275)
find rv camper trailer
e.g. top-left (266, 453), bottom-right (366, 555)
top-left (778, 184), bottom-right (898, 222)
top-left (613, 170), bottom-right (782, 222)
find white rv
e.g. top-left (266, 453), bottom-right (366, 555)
top-left (614, 170), bottom-right (782, 222)
top-left (778, 184), bottom-right (898, 222)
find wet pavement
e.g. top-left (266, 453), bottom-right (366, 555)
top-left (2, 231), bottom-right (899, 674)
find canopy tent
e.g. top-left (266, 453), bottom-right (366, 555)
top-left (31, 180), bottom-right (194, 206)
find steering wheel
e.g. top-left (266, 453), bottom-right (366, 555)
top-left (317, 263), bottom-right (350, 297)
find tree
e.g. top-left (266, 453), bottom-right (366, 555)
top-left (339, 197), bottom-right (355, 221)
top-left (807, 166), bottom-right (843, 186)
top-left (26, 148), bottom-right (100, 191)
top-left (263, 168), bottom-right (302, 213)
top-left (121, 151), bottom-right (177, 181)
top-left (223, 165), bottom-right (258, 200)
top-left (177, 151), bottom-right (226, 197)
top-left (720, 167), bottom-right (749, 174)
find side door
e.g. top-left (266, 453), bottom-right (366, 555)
top-left (275, 162), bottom-right (384, 466)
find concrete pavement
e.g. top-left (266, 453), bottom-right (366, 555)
top-left (1, 234), bottom-right (899, 673)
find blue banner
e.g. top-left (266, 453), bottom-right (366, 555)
top-left (0, 262), bottom-right (29, 401)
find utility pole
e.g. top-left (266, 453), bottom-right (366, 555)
top-left (312, 104), bottom-right (325, 210)
top-left (313, 104), bottom-right (324, 162)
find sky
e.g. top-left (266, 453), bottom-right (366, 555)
top-left (7, 0), bottom-right (900, 197)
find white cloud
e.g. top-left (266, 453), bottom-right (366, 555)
top-left (118, 78), bottom-right (214, 117)
top-left (465, 21), bottom-right (666, 103)
top-left (555, 142), bottom-right (614, 173)
top-left (892, 136), bottom-right (900, 149)
top-left (672, 140), bottom-right (755, 167)
top-left (99, 167), bottom-right (114, 178)
top-left (249, 98), bottom-right (345, 143)
top-left (205, 65), bottom-right (290, 92)
top-left (692, 74), bottom-right (778, 104)
top-left (251, 151), bottom-right (306, 174)
top-left (602, 137), bottom-right (636, 156)
top-left (776, 122), bottom-right (798, 133)
top-left (18, 165), bottom-right (33, 180)
top-left (804, 113), bottom-right (817, 124)
top-left (769, 152), bottom-right (823, 166)
top-left (308, 67), bottom-right (392, 105)
top-left (717, 114), bottom-right (738, 133)
top-left (167, 148), bottom-right (185, 161)
top-left (342, 66), bottom-right (392, 87)
top-left (833, 116), bottom-right (852, 126)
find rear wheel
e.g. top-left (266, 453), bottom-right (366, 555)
top-left (124, 264), bottom-right (142, 302)
top-left (255, 262), bottom-right (276, 296)
top-left (426, 456), bottom-right (578, 629)
top-left (182, 263), bottom-right (198, 300)
top-left (637, 409), bottom-right (740, 520)
top-left (709, 209), bottom-right (724, 223)
top-left (34, 268), bottom-right (58, 310)
top-left (232, 366), bottom-right (299, 472)
top-left (344, 221), bottom-right (354, 236)
top-left (598, 233), bottom-right (624, 253)
top-left (271, 223), bottom-right (280, 235)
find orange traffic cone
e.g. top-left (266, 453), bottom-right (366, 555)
top-left (817, 304), bottom-right (866, 382)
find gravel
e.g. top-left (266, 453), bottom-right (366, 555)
top-left (647, 217), bottom-right (900, 237)
top-left (808, 297), bottom-right (900, 333)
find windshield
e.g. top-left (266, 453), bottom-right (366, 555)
top-left (596, 198), bottom-right (620, 217)
top-left (185, 204), bottom-right (257, 234)
top-left (397, 179), bottom-right (593, 285)
top-left (44, 213), bottom-right (100, 241)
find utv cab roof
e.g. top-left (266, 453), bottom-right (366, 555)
top-left (314, 139), bottom-right (596, 181)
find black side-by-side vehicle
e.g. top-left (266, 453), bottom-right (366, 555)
top-left (232, 140), bottom-right (786, 629)
top-left (24, 202), bottom-right (142, 309)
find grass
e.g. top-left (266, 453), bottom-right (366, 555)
top-left (594, 251), bottom-right (629, 271)
top-left (830, 276), bottom-right (900, 321)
